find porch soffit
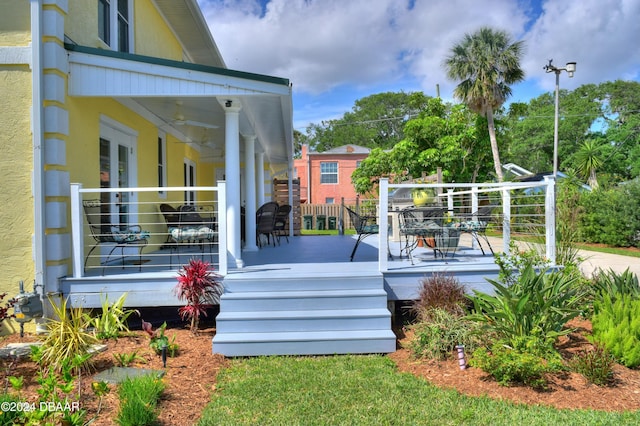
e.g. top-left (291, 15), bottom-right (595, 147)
top-left (65, 44), bottom-right (293, 165)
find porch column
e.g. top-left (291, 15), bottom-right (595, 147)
top-left (220, 98), bottom-right (243, 268)
top-left (256, 151), bottom-right (265, 205)
top-left (243, 134), bottom-right (258, 251)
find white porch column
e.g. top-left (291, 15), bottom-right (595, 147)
top-left (256, 151), bottom-right (265, 205)
top-left (220, 98), bottom-right (243, 268)
top-left (243, 134), bottom-right (258, 251)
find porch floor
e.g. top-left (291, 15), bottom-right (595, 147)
top-left (63, 233), bottom-right (502, 308)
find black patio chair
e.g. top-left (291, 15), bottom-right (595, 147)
top-left (256, 201), bottom-right (279, 247)
top-left (83, 200), bottom-right (149, 274)
top-left (399, 206), bottom-right (446, 264)
top-left (273, 204), bottom-right (292, 244)
top-left (344, 206), bottom-right (379, 261)
top-left (457, 205), bottom-right (498, 255)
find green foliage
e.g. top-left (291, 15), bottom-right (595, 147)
top-left (142, 321), bottom-right (179, 356)
top-left (113, 350), bottom-right (144, 367)
top-left (569, 343), bottom-right (616, 386)
top-left (116, 374), bottom-right (165, 426)
top-left (592, 268), bottom-right (640, 301)
top-left (591, 293), bottom-right (640, 368)
top-left (7, 353), bottom-right (89, 425)
top-left (470, 341), bottom-right (564, 389)
top-left (467, 265), bottom-right (583, 354)
top-left (305, 91), bottom-right (428, 153)
top-left (578, 181), bottom-right (640, 248)
top-left (351, 98), bottom-right (493, 195)
top-left (85, 293), bottom-right (139, 339)
top-left (493, 242), bottom-right (550, 286)
top-left (37, 296), bottom-right (97, 372)
top-left (410, 273), bottom-right (468, 321)
top-left (409, 308), bottom-right (483, 361)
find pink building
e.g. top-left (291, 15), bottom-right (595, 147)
top-left (294, 144), bottom-right (370, 204)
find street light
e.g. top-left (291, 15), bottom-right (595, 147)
top-left (543, 60), bottom-right (576, 177)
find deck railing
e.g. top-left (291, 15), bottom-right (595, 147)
top-left (70, 183), bottom-right (227, 278)
top-left (377, 177), bottom-right (557, 271)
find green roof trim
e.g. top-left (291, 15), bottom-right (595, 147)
top-left (65, 44), bottom-right (290, 87)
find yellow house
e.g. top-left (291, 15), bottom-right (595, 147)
top-left (0, 0), bottom-right (293, 332)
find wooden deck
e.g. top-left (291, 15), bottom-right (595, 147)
top-left (60, 233), bottom-right (502, 307)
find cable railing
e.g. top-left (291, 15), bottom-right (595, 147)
top-left (70, 183), bottom-right (227, 278)
top-left (377, 177), bottom-right (557, 271)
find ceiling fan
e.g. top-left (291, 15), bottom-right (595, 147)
top-left (170, 101), bottom-right (219, 129)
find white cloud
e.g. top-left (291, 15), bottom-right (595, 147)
top-left (197, 0), bottom-right (640, 125)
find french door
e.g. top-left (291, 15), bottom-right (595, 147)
top-left (99, 121), bottom-right (138, 230)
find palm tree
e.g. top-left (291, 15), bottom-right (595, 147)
top-left (444, 27), bottom-right (525, 182)
top-left (575, 139), bottom-right (603, 189)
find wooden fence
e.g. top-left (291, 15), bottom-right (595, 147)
top-left (299, 200), bottom-right (378, 231)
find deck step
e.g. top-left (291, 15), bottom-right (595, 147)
top-left (212, 330), bottom-right (397, 357)
top-left (213, 272), bottom-right (396, 357)
top-left (215, 308), bottom-right (391, 333)
top-left (220, 289), bottom-right (387, 312)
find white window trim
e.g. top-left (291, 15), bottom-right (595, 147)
top-left (158, 132), bottom-right (167, 198)
top-left (320, 161), bottom-right (339, 184)
top-left (99, 0), bottom-right (134, 53)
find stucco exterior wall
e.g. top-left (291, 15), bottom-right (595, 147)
top-left (0, 68), bottom-right (34, 330)
top-left (0, 1), bottom-right (30, 45)
top-left (67, 0), bottom-right (183, 60)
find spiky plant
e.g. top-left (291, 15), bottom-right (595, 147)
top-left (174, 258), bottom-right (222, 333)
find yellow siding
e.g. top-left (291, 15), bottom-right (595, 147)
top-left (134, 0), bottom-right (183, 60)
top-left (0, 68), bottom-right (34, 320)
top-left (66, 98), bottom-right (211, 255)
top-left (0, 1), bottom-right (30, 45)
top-left (66, 0), bottom-right (183, 60)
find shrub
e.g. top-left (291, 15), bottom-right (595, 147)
top-left (467, 265), bottom-right (583, 355)
top-left (592, 268), bottom-right (640, 301)
top-left (142, 320), bottom-right (179, 356)
top-left (116, 374), bottom-right (165, 426)
top-left (84, 293), bottom-right (139, 339)
top-left (493, 242), bottom-right (550, 287)
top-left (175, 258), bottom-right (223, 333)
top-left (37, 297), bottom-right (97, 372)
top-left (578, 182), bottom-right (640, 248)
top-left (410, 273), bottom-right (468, 321)
top-left (591, 293), bottom-right (640, 368)
top-left (470, 341), bottom-right (564, 389)
top-left (569, 343), bottom-right (616, 386)
top-left (409, 308), bottom-right (482, 361)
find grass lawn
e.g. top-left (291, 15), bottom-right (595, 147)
top-left (197, 355), bottom-right (640, 425)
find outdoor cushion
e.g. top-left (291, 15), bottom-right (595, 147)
top-left (110, 227), bottom-right (150, 243)
top-left (169, 226), bottom-right (214, 242)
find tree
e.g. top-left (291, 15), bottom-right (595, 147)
top-left (305, 91), bottom-right (430, 152)
top-left (575, 139), bottom-right (604, 189)
top-left (351, 98), bottom-right (492, 194)
top-left (444, 27), bottom-right (525, 182)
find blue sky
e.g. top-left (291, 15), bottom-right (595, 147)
top-left (197, 0), bottom-right (640, 131)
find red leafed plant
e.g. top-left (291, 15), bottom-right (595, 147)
top-left (174, 258), bottom-right (222, 333)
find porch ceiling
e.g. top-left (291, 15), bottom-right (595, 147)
top-left (66, 45), bottom-right (293, 165)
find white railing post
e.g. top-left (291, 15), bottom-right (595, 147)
top-left (379, 178), bottom-right (389, 272)
top-left (447, 188), bottom-right (454, 214)
top-left (70, 183), bottom-right (84, 278)
top-left (471, 186), bottom-right (479, 249)
top-left (217, 181), bottom-right (228, 275)
top-left (502, 188), bottom-right (511, 253)
top-left (544, 176), bottom-right (556, 265)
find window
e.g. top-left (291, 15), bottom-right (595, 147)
top-left (98, 0), bottom-right (131, 52)
top-left (325, 198), bottom-right (334, 204)
top-left (184, 159), bottom-right (196, 204)
top-left (320, 162), bottom-right (338, 184)
top-left (157, 134), bottom-right (166, 197)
